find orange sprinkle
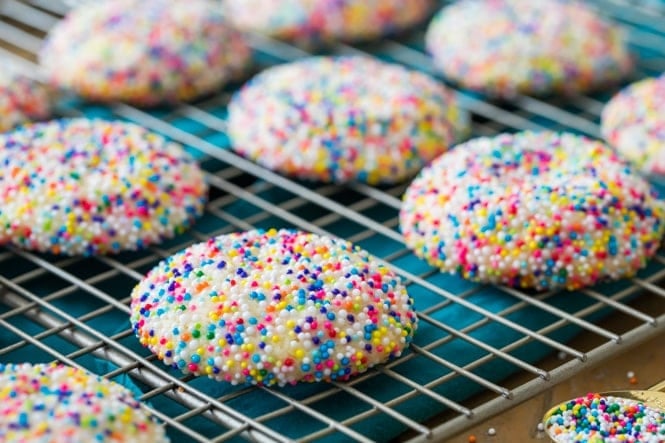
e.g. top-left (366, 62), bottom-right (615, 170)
top-left (195, 282), bottom-right (209, 291)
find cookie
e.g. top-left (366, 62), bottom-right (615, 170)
top-left (0, 71), bottom-right (51, 132)
top-left (0, 118), bottom-right (208, 255)
top-left (0, 362), bottom-right (169, 443)
top-left (601, 75), bottom-right (665, 175)
top-left (130, 228), bottom-right (417, 386)
top-left (400, 131), bottom-right (665, 291)
top-left (544, 393), bottom-right (665, 442)
top-left (227, 56), bottom-right (469, 184)
top-left (223, 0), bottom-right (432, 44)
top-left (425, 0), bottom-right (632, 97)
top-left (39, 0), bottom-right (251, 106)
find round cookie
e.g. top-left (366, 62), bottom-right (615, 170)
top-left (544, 393), bottom-right (665, 442)
top-left (601, 75), bottom-right (665, 175)
top-left (0, 118), bottom-right (208, 255)
top-left (223, 0), bottom-right (432, 44)
top-left (425, 0), bottom-right (632, 97)
top-left (400, 131), bottom-right (665, 291)
top-left (39, 0), bottom-right (251, 106)
top-left (0, 71), bottom-right (51, 132)
top-left (130, 228), bottom-right (417, 386)
top-left (0, 362), bottom-right (169, 443)
top-left (227, 56), bottom-right (469, 184)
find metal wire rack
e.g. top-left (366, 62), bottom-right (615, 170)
top-left (0, 0), bottom-right (664, 442)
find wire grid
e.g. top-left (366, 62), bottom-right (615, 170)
top-left (0, 0), bottom-right (664, 441)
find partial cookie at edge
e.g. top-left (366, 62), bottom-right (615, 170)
top-left (0, 71), bottom-right (51, 132)
top-left (223, 0), bottom-right (433, 44)
top-left (601, 75), bottom-right (665, 175)
top-left (0, 362), bottom-right (169, 443)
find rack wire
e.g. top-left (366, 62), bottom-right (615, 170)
top-left (0, 1), bottom-right (664, 441)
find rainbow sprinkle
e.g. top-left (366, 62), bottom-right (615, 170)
top-left (425, 0), bottom-right (632, 97)
top-left (0, 71), bottom-right (51, 133)
top-left (223, 0), bottom-right (432, 44)
top-left (130, 228), bottom-right (418, 386)
top-left (0, 118), bottom-right (208, 256)
top-left (0, 363), bottom-right (169, 443)
top-left (545, 393), bottom-right (665, 442)
top-left (400, 131), bottom-right (665, 291)
top-left (227, 56), bottom-right (469, 185)
top-left (39, 0), bottom-right (251, 106)
top-left (602, 74), bottom-right (665, 175)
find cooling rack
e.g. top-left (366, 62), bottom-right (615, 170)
top-left (0, 0), bottom-right (664, 442)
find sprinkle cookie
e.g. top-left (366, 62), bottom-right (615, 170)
top-left (227, 56), bottom-right (469, 184)
top-left (0, 363), bottom-right (169, 443)
top-left (545, 393), bottom-right (665, 442)
top-left (425, 0), bottom-right (632, 97)
top-left (0, 71), bottom-right (51, 132)
top-left (400, 131), bottom-right (665, 291)
top-left (0, 118), bottom-right (208, 255)
top-left (601, 75), bottom-right (665, 175)
top-left (223, 0), bottom-right (432, 44)
top-left (131, 229), bottom-right (417, 386)
top-left (39, 0), bottom-right (251, 106)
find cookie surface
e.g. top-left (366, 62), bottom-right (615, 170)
top-left (223, 0), bottom-right (432, 44)
top-left (131, 228), bottom-right (417, 386)
top-left (601, 75), bottom-right (665, 175)
top-left (0, 118), bottom-right (208, 255)
top-left (0, 363), bottom-right (169, 443)
top-left (400, 131), bottom-right (665, 291)
top-left (40, 0), bottom-right (251, 106)
top-left (0, 71), bottom-right (50, 132)
top-left (227, 56), bottom-right (469, 184)
top-left (425, 0), bottom-right (632, 97)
